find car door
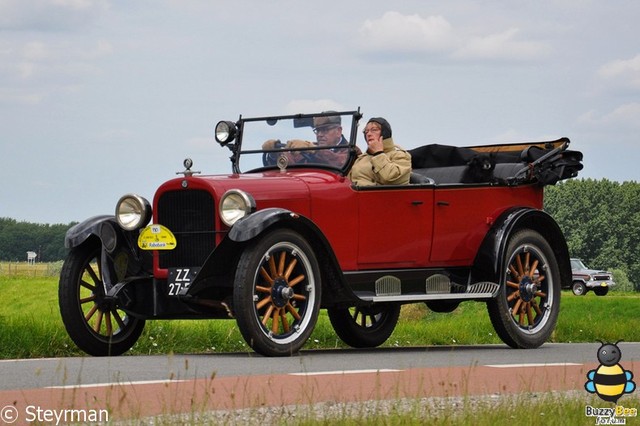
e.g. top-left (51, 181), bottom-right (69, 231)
top-left (355, 186), bottom-right (433, 269)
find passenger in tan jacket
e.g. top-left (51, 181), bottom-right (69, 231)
top-left (348, 117), bottom-right (411, 186)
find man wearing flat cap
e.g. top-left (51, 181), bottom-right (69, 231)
top-left (310, 114), bottom-right (348, 152)
top-left (348, 117), bottom-right (411, 186)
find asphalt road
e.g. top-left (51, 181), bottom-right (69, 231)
top-left (2, 342), bottom-right (639, 391)
top-left (1, 343), bottom-right (639, 424)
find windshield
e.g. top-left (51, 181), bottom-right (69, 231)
top-left (571, 259), bottom-right (587, 270)
top-left (235, 111), bottom-right (360, 173)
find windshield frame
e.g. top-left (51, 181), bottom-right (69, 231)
top-left (225, 109), bottom-right (362, 175)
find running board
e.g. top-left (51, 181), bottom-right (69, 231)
top-left (356, 281), bottom-right (500, 303)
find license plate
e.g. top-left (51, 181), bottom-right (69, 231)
top-left (167, 267), bottom-right (200, 296)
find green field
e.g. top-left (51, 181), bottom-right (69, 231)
top-left (1, 268), bottom-right (638, 359)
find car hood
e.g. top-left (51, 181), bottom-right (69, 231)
top-left (157, 169), bottom-right (346, 215)
top-left (573, 268), bottom-right (611, 276)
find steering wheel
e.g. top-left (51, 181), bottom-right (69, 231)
top-left (262, 140), bottom-right (316, 166)
top-left (262, 140), bottom-right (284, 166)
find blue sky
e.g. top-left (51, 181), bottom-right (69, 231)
top-left (1, 1), bottom-right (639, 224)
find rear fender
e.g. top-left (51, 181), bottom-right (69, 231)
top-left (473, 208), bottom-right (571, 286)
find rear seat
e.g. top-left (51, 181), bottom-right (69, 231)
top-left (412, 162), bottom-right (528, 184)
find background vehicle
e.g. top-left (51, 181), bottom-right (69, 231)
top-left (59, 109), bottom-right (583, 357)
top-left (570, 258), bottom-right (616, 296)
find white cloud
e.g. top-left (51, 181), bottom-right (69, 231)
top-left (0, 88), bottom-right (45, 105)
top-left (578, 103), bottom-right (640, 128)
top-left (0, 37), bottom-right (113, 105)
top-left (52, 0), bottom-right (96, 9)
top-left (10, 39), bottom-right (112, 79)
top-left (358, 11), bottom-right (455, 53)
top-left (452, 28), bottom-right (551, 61)
top-left (285, 99), bottom-right (346, 114)
top-left (357, 12), bottom-right (550, 62)
top-left (598, 54), bottom-right (640, 89)
top-left (0, 0), bottom-right (109, 31)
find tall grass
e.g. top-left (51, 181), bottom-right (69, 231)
top-left (1, 275), bottom-right (639, 359)
top-left (132, 392), bottom-right (608, 425)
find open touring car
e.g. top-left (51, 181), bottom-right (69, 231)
top-left (59, 109), bottom-right (583, 356)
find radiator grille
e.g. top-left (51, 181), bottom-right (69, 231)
top-left (157, 189), bottom-right (216, 269)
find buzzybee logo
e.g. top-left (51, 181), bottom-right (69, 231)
top-left (585, 341), bottom-right (635, 403)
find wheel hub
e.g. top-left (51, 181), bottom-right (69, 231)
top-left (519, 275), bottom-right (537, 302)
top-left (271, 277), bottom-right (294, 308)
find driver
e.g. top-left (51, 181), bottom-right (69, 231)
top-left (262, 113), bottom-right (357, 166)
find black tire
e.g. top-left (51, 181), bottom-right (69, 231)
top-left (233, 229), bottom-right (321, 356)
top-left (572, 281), bottom-right (587, 296)
top-left (594, 287), bottom-right (609, 296)
top-left (487, 229), bottom-right (560, 349)
top-left (328, 304), bottom-right (401, 348)
top-left (58, 241), bottom-right (145, 356)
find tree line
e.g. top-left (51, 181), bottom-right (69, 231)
top-left (0, 218), bottom-right (76, 262)
top-left (0, 179), bottom-right (638, 287)
top-left (544, 178), bottom-right (640, 288)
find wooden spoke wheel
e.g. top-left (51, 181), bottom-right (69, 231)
top-left (234, 229), bottom-right (321, 357)
top-left (59, 240), bottom-right (145, 356)
top-left (488, 229), bottom-right (560, 349)
top-left (328, 304), bottom-right (401, 348)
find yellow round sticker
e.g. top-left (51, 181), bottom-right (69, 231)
top-left (138, 224), bottom-right (177, 250)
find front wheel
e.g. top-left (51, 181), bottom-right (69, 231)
top-left (572, 281), bottom-right (587, 296)
top-left (328, 304), bottom-right (401, 348)
top-left (594, 287), bottom-right (609, 296)
top-left (233, 229), bottom-right (321, 356)
top-left (58, 241), bottom-right (145, 356)
top-left (487, 229), bottom-right (560, 349)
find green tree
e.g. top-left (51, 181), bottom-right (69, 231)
top-left (0, 218), bottom-right (75, 262)
top-left (545, 179), bottom-right (640, 289)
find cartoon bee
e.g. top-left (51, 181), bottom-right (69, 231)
top-left (585, 341), bottom-right (636, 403)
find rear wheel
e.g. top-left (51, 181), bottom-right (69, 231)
top-left (328, 304), bottom-right (401, 348)
top-left (487, 229), bottom-right (560, 349)
top-left (233, 229), bottom-right (321, 356)
top-left (58, 241), bottom-right (145, 356)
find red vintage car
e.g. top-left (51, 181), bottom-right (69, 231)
top-left (59, 109), bottom-right (583, 357)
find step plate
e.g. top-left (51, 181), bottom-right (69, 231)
top-left (375, 275), bottom-right (402, 296)
top-left (356, 282), bottom-right (500, 303)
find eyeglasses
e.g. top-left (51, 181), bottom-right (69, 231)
top-left (313, 125), bottom-right (339, 135)
top-left (363, 127), bottom-right (381, 134)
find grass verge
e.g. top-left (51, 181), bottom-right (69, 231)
top-left (1, 275), bottom-right (638, 358)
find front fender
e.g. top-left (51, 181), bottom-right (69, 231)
top-left (65, 215), bottom-right (117, 249)
top-left (473, 208), bottom-right (571, 286)
top-left (65, 215), bottom-right (152, 290)
top-left (189, 208), bottom-right (358, 306)
top-left (228, 208), bottom-right (299, 242)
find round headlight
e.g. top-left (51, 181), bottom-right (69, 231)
top-left (219, 189), bottom-right (255, 227)
top-left (215, 120), bottom-right (237, 145)
top-left (116, 194), bottom-right (152, 231)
